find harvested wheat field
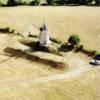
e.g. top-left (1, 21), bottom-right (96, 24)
top-left (0, 6), bottom-right (100, 100)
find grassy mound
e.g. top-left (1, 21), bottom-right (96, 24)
top-left (19, 39), bottom-right (63, 56)
top-left (4, 47), bottom-right (67, 69)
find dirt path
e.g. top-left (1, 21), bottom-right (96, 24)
top-left (0, 63), bottom-right (93, 91)
top-left (0, 33), bottom-right (95, 91)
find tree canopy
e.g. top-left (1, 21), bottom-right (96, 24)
top-left (0, 0), bottom-right (100, 6)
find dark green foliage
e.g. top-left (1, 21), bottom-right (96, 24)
top-left (78, 46), bottom-right (97, 57)
top-left (7, 0), bottom-right (17, 6)
top-left (29, 0), bottom-right (40, 5)
top-left (95, 52), bottom-right (100, 57)
top-left (60, 0), bottom-right (65, 4)
top-left (94, 53), bottom-right (100, 60)
top-left (35, 0), bottom-right (40, 5)
top-left (29, 0), bottom-right (36, 5)
top-left (28, 34), bottom-right (38, 38)
top-left (68, 35), bottom-right (80, 46)
top-left (55, 0), bottom-right (65, 5)
top-left (50, 37), bottom-right (62, 44)
top-left (0, 0), bottom-right (100, 6)
top-left (58, 35), bottom-right (80, 52)
top-left (46, 0), bottom-right (55, 5)
top-left (95, 0), bottom-right (100, 5)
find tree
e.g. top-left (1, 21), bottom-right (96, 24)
top-left (95, 0), bottom-right (100, 5)
top-left (59, 0), bottom-right (65, 5)
top-left (29, 0), bottom-right (40, 5)
top-left (35, 0), bottom-right (40, 5)
top-left (7, 0), bottom-right (17, 6)
top-left (68, 35), bottom-right (80, 46)
top-left (46, 0), bottom-right (55, 5)
top-left (79, 0), bottom-right (93, 5)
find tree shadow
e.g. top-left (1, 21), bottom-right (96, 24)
top-left (4, 47), bottom-right (65, 69)
top-left (58, 44), bottom-right (74, 52)
top-left (0, 27), bottom-right (10, 33)
top-left (0, 27), bottom-right (15, 34)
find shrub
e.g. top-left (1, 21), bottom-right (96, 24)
top-left (7, 0), bottom-right (18, 6)
top-left (29, 0), bottom-right (40, 5)
top-left (58, 42), bottom-right (75, 52)
top-left (94, 52), bottom-right (100, 60)
top-left (68, 35), bottom-right (80, 46)
top-left (16, 0), bottom-right (27, 5)
top-left (46, 0), bottom-right (55, 5)
top-left (58, 34), bottom-right (80, 52)
top-left (50, 37), bottom-right (62, 44)
top-left (28, 34), bottom-right (38, 38)
top-left (35, 0), bottom-right (40, 5)
top-left (74, 44), bottom-right (84, 52)
top-left (81, 47), bottom-right (97, 57)
top-left (95, 52), bottom-right (100, 56)
top-left (29, 0), bottom-right (36, 5)
top-left (55, 0), bottom-right (65, 5)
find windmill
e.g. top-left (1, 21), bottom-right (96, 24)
top-left (21, 19), bottom-right (62, 56)
top-left (32, 18), bottom-right (50, 47)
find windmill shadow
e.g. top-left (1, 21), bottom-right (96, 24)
top-left (4, 47), bottom-right (65, 69)
top-left (19, 40), bottom-right (63, 56)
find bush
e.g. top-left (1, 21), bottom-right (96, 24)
top-left (81, 47), bottom-right (97, 57)
top-left (58, 34), bottom-right (80, 52)
top-left (28, 34), bottom-right (38, 38)
top-left (16, 0), bottom-right (28, 5)
top-left (46, 0), bottom-right (55, 5)
top-left (74, 44), bottom-right (84, 52)
top-left (55, 0), bottom-right (65, 5)
top-left (29, 0), bottom-right (35, 5)
top-left (94, 52), bottom-right (100, 60)
top-left (35, 0), bottom-right (40, 5)
top-left (68, 35), bottom-right (80, 46)
top-left (58, 42), bottom-right (75, 52)
top-left (7, 0), bottom-right (18, 6)
top-left (29, 0), bottom-right (40, 5)
top-left (50, 37), bottom-right (62, 44)
top-left (95, 52), bottom-right (100, 56)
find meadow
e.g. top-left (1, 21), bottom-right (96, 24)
top-left (0, 6), bottom-right (100, 100)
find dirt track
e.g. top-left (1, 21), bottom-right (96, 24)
top-left (0, 33), bottom-right (95, 92)
top-left (0, 65), bottom-right (92, 91)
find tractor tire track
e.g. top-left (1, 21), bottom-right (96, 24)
top-left (0, 64), bottom-right (92, 91)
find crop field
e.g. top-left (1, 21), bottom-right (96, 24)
top-left (0, 6), bottom-right (100, 100)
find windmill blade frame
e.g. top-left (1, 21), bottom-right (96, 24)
top-left (32, 23), bottom-right (40, 29)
